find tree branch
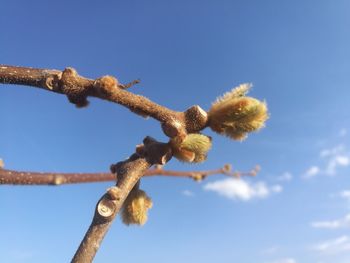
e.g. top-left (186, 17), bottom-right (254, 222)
top-left (0, 65), bottom-right (208, 137)
top-left (71, 137), bottom-right (172, 263)
top-left (0, 165), bottom-right (259, 186)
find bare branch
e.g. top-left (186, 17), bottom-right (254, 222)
top-left (0, 164), bottom-right (259, 186)
top-left (0, 169), bottom-right (114, 185)
top-left (0, 65), bottom-right (208, 137)
top-left (71, 138), bottom-right (172, 263)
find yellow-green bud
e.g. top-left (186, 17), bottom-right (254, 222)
top-left (171, 133), bottom-right (212, 163)
top-left (208, 84), bottom-right (268, 141)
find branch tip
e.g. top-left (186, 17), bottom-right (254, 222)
top-left (120, 79), bottom-right (140, 89)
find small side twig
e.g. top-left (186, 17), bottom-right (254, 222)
top-left (0, 165), bottom-right (259, 186)
top-left (119, 78), bottom-right (140, 89)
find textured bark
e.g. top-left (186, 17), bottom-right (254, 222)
top-left (0, 65), bottom-right (208, 136)
top-left (71, 138), bottom-right (172, 263)
top-left (71, 156), bottom-right (151, 263)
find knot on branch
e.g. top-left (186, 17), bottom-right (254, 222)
top-left (96, 195), bottom-right (118, 222)
top-left (94, 75), bottom-right (119, 95)
top-left (161, 119), bottom-right (186, 139)
top-left (184, 105), bottom-right (208, 133)
top-left (191, 173), bottom-right (206, 182)
top-left (136, 136), bottom-right (172, 165)
top-left (60, 68), bottom-right (90, 108)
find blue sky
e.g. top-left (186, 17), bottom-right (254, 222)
top-left (1, 1), bottom-right (350, 262)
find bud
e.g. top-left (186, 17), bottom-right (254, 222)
top-left (208, 84), bottom-right (268, 141)
top-left (121, 189), bottom-right (153, 226)
top-left (94, 75), bottom-right (119, 94)
top-left (171, 133), bottom-right (212, 163)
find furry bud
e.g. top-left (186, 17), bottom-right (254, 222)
top-left (208, 83), bottom-right (268, 141)
top-left (171, 133), bottom-right (212, 163)
top-left (121, 189), bottom-right (153, 226)
top-left (94, 75), bottom-right (119, 94)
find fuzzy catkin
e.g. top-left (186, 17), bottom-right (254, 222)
top-left (121, 189), bottom-right (153, 226)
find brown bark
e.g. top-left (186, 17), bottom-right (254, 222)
top-left (0, 65), bottom-right (208, 136)
top-left (0, 165), bottom-right (258, 185)
top-left (71, 138), bottom-right (172, 263)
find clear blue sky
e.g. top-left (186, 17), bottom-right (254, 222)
top-left (1, 1), bottom-right (350, 262)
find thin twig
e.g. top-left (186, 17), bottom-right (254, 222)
top-left (0, 164), bottom-right (259, 186)
top-left (120, 78), bottom-right (140, 89)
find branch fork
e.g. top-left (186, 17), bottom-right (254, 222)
top-left (0, 64), bottom-right (268, 263)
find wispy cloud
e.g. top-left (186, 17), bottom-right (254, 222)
top-left (303, 145), bottom-right (349, 179)
top-left (339, 190), bottom-right (350, 200)
top-left (325, 155), bottom-right (349, 175)
top-left (320, 145), bottom-right (345, 158)
top-left (203, 178), bottom-right (282, 201)
top-left (311, 213), bottom-right (350, 229)
top-left (181, 190), bottom-right (194, 197)
top-left (321, 144), bottom-right (349, 175)
top-left (303, 166), bottom-right (320, 179)
top-left (312, 235), bottom-right (350, 254)
top-left (277, 172), bottom-right (293, 182)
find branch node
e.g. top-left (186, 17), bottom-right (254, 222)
top-left (97, 196), bottom-right (117, 219)
top-left (161, 119), bottom-right (186, 139)
top-left (191, 173), bottom-right (204, 182)
top-left (184, 105), bottom-right (208, 133)
top-left (94, 75), bottom-right (119, 95)
top-left (60, 67), bottom-right (90, 108)
top-left (52, 175), bottom-right (65, 185)
top-left (142, 137), bottom-right (172, 165)
top-left (135, 144), bottom-right (146, 156)
top-left (223, 164), bottom-right (232, 173)
top-left (45, 72), bottom-right (62, 90)
top-left (106, 186), bottom-right (122, 200)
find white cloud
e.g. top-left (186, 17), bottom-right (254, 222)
top-left (339, 190), bottom-right (350, 200)
top-left (325, 155), bottom-right (350, 175)
top-left (277, 172), bottom-right (293, 182)
top-left (311, 213), bottom-right (350, 229)
top-left (312, 235), bottom-right (350, 254)
top-left (303, 145), bottom-right (350, 179)
top-left (303, 166), bottom-right (320, 179)
top-left (318, 144), bottom-right (350, 175)
top-left (182, 190), bottom-right (194, 197)
top-left (271, 185), bottom-right (283, 193)
top-left (203, 178), bottom-right (282, 201)
top-left (320, 145), bottom-right (345, 158)
top-left (270, 258), bottom-right (297, 263)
